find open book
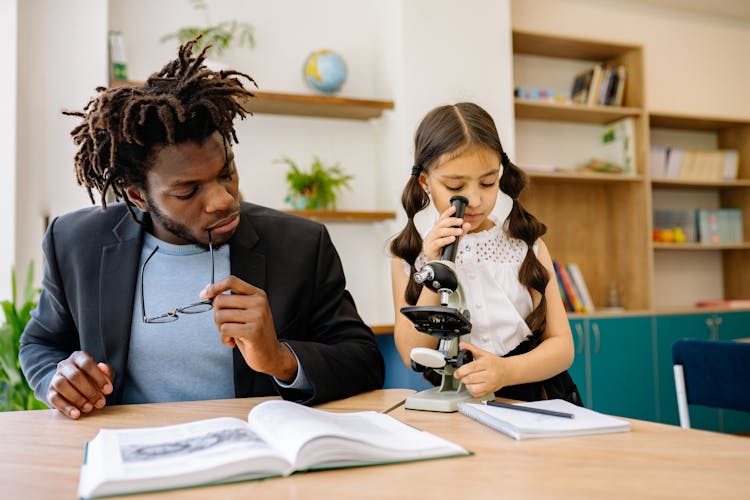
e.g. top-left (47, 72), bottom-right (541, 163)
top-left (458, 399), bottom-right (630, 440)
top-left (78, 400), bottom-right (468, 499)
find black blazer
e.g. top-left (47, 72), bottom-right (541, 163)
top-left (20, 202), bottom-right (384, 406)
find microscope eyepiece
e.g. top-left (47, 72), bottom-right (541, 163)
top-left (441, 196), bottom-right (468, 262)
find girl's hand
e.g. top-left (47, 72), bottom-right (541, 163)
top-left (423, 205), bottom-right (471, 262)
top-left (453, 342), bottom-right (510, 398)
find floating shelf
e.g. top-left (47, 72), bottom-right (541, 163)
top-left (526, 170), bottom-right (644, 184)
top-left (285, 210), bottom-right (396, 222)
top-left (651, 178), bottom-right (750, 189)
top-left (108, 81), bottom-right (394, 120)
top-left (649, 113), bottom-right (749, 131)
top-left (244, 91), bottom-right (393, 120)
top-left (652, 242), bottom-right (750, 251)
top-left (515, 99), bottom-right (641, 124)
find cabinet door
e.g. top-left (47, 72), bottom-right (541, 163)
top-left (588, 316), bottom-right (657, 421)
top-left (654, 314), bottom-right (719, 430)
top-left (568, 318), bottom-right (589, 407)
top-left (714, 311), bottom-right (750, 433)
top-left (715, 311), bottom-right (750, 341)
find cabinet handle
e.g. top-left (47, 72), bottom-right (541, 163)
top-left (574, 324), bottom-right (584, 354)
top-left (705, 317), bottom-right (720, 339)
top-left (592, 323), bottom-right (601, 354)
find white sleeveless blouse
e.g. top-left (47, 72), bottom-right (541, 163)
top-left (407, 215), bottom-right (538, 356)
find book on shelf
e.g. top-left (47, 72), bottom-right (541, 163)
top-left (108, 31), bottom-right (128, 82)
top-left (695, 299), bottom-right (750, 309)
top-left (566, 263), bottom-right (595, 312)
top-left (458, 399), bottom-right (631, 440)
top-left (77, 400), bottom-right (469, 499)
top-left (696, 209), bottom-right (743, 244)
top-left (655, 147), bottom-right (739, 181)
top-left (589, 117), bottom-right (636, 176)
top-left (569, 64), bottom-right (626, 107)
top-left (649, 145), bottom-right (668, 178)
top-left (552, 260), bottom-right (577, 312)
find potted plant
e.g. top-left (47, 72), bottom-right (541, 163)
top-left (280, 156), bottom-right (353, 210)
top-left (160, 0), bottom-right (255, 57)
top-left (0, 263), bottom-right (46, 411)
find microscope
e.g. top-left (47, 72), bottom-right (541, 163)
top-left (400, 195), bottom-right (493, 412)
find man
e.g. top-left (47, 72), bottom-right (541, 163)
top-left (19, 39), bottom-right (384, 419)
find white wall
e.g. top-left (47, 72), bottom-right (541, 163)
top-left (15, 0), bottom-right (108, 289)
top-left (0, 0), bottom-right (18, 301)
top-left (511, 0), bottom-right (750, 119)
top-left (106, 0), bottom-right (515, 324)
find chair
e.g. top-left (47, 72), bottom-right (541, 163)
top-left (672, 338), bottom-right (750, 429)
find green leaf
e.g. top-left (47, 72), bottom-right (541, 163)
top-left (0, 263), bottom-right (44, 411)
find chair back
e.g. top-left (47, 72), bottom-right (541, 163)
top-left (672, 338), bottom-right (750, 428)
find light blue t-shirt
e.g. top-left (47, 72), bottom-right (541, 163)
top-left (122, 233), bottom-right (234, 404)
top-left (120, 233), bottom-right (311, 405)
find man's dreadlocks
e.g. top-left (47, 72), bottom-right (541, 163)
top-left (64, 37), bottom-right (255, 221)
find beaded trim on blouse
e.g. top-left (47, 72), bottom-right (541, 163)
top-left (415, 216), bottom-right (528, 269)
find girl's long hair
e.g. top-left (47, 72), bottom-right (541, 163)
top-left (390, 102), bottom-right (549, 336)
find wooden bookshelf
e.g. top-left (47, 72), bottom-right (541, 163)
top-left (285, 210), bottom-right (396, 222)
top-left (513, 30), bottom-right (650, 312)
top-left (649, 112), bottom-right (750, 304)
top-left (108, 81), bottom-right (393, 121)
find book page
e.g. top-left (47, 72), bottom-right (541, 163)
top-left (79, 417), bottom-right (291, 499)
top-left (247, 400), bottom-right (467, 470)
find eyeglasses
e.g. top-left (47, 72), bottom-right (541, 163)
top-left (141, 234), bottom-right (215, 323)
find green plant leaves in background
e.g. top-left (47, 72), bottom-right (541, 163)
top-left (160, 0), bottom-right (255, 57)
top-left (280, 156), bottom-right (353, 210)
top-left (0, 263), bottom-right (46, 411)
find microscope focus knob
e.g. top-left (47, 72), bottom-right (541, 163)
top-left (455, 349), bottom-right (473, 368)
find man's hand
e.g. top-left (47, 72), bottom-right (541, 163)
top-left (201, 276), bottom-right (298, 383)
top-left (453, 342), bottom-right (509, 398)
top-left (48, 351), bottom-right (114, 419)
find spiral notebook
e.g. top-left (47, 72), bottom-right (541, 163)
top-left (458, 399), bottom-right (630, 440)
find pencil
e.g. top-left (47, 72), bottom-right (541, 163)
top-left (486, 400), bottom-right (575, 419)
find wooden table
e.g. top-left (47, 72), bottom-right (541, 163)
top-left (1, 388), bottom-right (749, 499)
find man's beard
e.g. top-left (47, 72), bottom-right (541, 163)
top-left (144, 193), bottom-right (218, 250)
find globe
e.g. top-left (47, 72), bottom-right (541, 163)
top-left (303, 50), bottom-right (348, 94)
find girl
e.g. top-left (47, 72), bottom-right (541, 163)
top-left (390, 102), bottom-right (581, 405)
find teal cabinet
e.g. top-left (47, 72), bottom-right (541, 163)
top-left (587, 316), bottom-right (657, 421)
top-left (715, 311), bottom-right (750, 341)
top-left (567, 316), bottom-right (656, 421)
top-left (568, 318), bottom-right (588, 405)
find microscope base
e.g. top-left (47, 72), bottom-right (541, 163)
top-left (405, 387), bottom-right (492, 413)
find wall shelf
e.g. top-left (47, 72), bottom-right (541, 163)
top-left (652, 242), bottom-right (750, 251)
top-left (527, 170), bottom-right (644, 185)
top-left (651, 178), bottom-right (750, 189)
top-left (515, 99), bottom-right (641, 124)
top-left (285, 210), bottom-right (396, 222)
top-left (244, 91), bottom-right (393, 120)
top-left (108, 81), bottom-right (394, 120)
